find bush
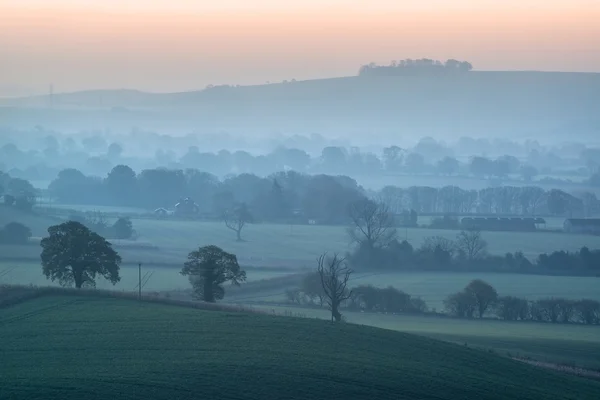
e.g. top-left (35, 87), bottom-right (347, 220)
top-left (574, 299), bottom-right (600, 325)
top-left (349, 285), bottom-right (427, 314)
top-left (0, 222), bottom-right (32, 244)
top-left (113, 217), bottom-right (135, 240)
top-left (495, 296), bottom-right (529, 321)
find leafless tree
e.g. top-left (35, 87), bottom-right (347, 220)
top-left (224, 203), bottom-right (253, 241)
top-left (317, 253), bottom-right (353, 322)
top-left (347, 199), bottom-right (397, 249)
top-left (455, 229), bottom-right (487, 261)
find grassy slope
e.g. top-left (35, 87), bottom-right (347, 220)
top-left (254, 305), bottom-right (600, 370)
top-left (1, 296), bottom-right (599, 400)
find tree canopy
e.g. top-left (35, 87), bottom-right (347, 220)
top-left (180, 245), bottom-right (246, 302)
top-left (40, 221), bottom-right (121, 289)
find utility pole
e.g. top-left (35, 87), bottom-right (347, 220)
top-left (138, 262), bottom-right (142, 300)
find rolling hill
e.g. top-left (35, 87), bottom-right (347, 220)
top-left (1, 293), bottom-right (599, 400)
top-left (1, 71), bottom-right (599, 142)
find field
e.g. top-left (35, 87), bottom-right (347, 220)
top-left (1, 294), bottom-right (599, 400)
top-left (254, 305), bottom-right (600, 370)
top-left (3, 259), bottom-right (599, 309)
top-left (129, 219), bottom-right (600, 266)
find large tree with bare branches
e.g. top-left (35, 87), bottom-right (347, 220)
top-left (223, 202), bottom-right (253, 241)
top-left (455, 229), bottom-right (488, 261)
top-left (317, 253), bottom-right (353, 322)
top-left (347, 199), bottom-right (397, 250)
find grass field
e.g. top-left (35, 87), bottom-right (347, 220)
top-left (4, 259), bottom-right (599, 309)
top-left (130, 219), bottom-right (600, 266)
top-left (253, 305), bottom-right (600, 370)
top-left (1, 294), bottom-right (599, 400)
top-left (0, 261), bottom-right (292, 292)
top-left (230, 272), bottom-right (600, 311)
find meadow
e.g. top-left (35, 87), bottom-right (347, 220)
top-left (1, 294), bottom-right (599, 400)
top-left (253, 305), bottom-right (600, 370)
top-left (130, 218), bottom-right (600, 266)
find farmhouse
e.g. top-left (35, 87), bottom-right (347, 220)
top-left (563, 219), bottom-right (600, 235)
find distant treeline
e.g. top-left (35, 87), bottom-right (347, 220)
top-left (42, 166), bottom-right (599, 221)
top-left (349, 233), bottom-right (600, 275)
top-left (358, 58), bottom-right (473, 76)
top-left (3, 133), bottom-right (599, 188)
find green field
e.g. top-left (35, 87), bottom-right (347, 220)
top-left (255, 305), bottom-right (600, 370)
top-left (1, 294), bottom-right (599, 400)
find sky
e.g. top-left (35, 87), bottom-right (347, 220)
top-left (1, 0), bottom-right (599, 94)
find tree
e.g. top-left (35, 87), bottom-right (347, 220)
top-left (444, 291), bottom-right (476, 318)
top-left (495, 296), bottom-right (529, 321)
top-left (455, 229), bottom-right (487, 261)
top-left (113, 217), bottom-right (134, 239)
top-left (106, 165), bottom-right (138, 205)
top-left (0, 222), bottom-right (31, 244)
top-left (40, 221), bottom-right (121, 289)
top-left (347, 199), bottom-right (397, 250)
top-left (404, 153), bottom-right (426, 172)
top-left (317, 253), bottom-right (353, 322)
top-left (224, 203), bottom-right (253, 241)
top-left (180, 245), bottom-right (246, 302)
top-left (464, 279), bottom-right (498, 318)
top-left (436, 157), bottom-right (460, 176)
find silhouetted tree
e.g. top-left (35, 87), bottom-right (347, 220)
top-left (465, 280), bottom-right (498, 318)
top-left (224, 203), bottom-right (253, 241)
top-left (180, 245), bottom-right (246, 302)
top-left (347, 199), bottom-right (397, 250)
top-left (455, 229), bottom-right (487, 261)
top-left (317, 253), bottom-right (353, 322)
top-left (112, 217), bottom-right (134, 239)
top-left (40, 221), bottom-right (121, 289)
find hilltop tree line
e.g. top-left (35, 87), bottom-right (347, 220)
top-left (358, 58), bottom-right (473, 76)
top-left (47, 166), bottom-right (599, 221)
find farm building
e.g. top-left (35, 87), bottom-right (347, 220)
top-left (563, 219), bottom-right (600, 235)
top-left (461, 217), bottom-right (542, 232)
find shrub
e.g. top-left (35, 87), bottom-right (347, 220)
top-left (495, 296), bottom-right (529, 321)
top-left (574, 299), bottom-right (600, 325)
top-left (0, 222), bottom-right (32, 244)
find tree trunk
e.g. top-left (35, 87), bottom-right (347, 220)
top-left (203, 279), bottom-right (214, 302)
top-left (236, 229), bottom-right (242, 241)
top-left (73, 268), bottom-right (84, 289)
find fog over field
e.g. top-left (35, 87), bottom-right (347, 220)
top-left (2, 2), bottom-right (600, 399)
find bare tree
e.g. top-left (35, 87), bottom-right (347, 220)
top-left (317, 253), bottom-right (353, 322)
top-left (455, 229), bottom-right (487, 261)
top-left (224, 203), bottom-right (253, 241)
top-left (347, 199), bottom-right (397, 249)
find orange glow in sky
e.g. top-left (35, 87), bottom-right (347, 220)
top-left (1, 1), bottom-right (599, 92)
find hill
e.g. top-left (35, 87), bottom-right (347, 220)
top-left (1, 71), bottom-right (599, 141)
top-left (1, 293), bottom-right (599, 400)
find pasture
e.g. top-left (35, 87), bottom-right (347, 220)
top-left (1, 294), bottom-right (599, 400)
top-left (254, 305), bottom-right (600, 370)
top-left (130, 218), bottom-right (600, 266)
